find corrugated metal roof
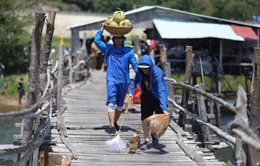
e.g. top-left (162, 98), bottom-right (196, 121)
top-left (231, 25), bottom-right (259, 40)
top-left (153, 19), bottom-right (244, 41)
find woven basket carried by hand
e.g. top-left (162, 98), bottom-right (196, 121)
top-left (104, 25), bottom-right (133, 36)
top-left (144, 114), bottom-right (170, 139)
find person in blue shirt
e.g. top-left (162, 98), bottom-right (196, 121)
top-left (128, 55), bottom-right (169, 150)
top-left (94, 24), bottom-right (138, 136)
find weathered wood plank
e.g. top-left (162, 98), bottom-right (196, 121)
top-left (47, 71), bottom-right (225, 166)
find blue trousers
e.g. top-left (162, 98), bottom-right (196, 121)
top-left (106, 81), bottom-right (128, 107)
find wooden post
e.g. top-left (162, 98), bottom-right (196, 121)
top-left (40, 151), bottom-right (45, 166)
top-left (74, 52), bottom-right (80, 82)
top-left (33, 11), bottom-right (56, 166)
top-left (57, 45), bottom-right (64, 111)
top-left (159, 45), bottom-right (167, 75)
top-left (218, 40), bottom-right (223, 94)
top-left (68, 55), bottom-right (73, 84)
top-left (82, 33), bottom-right (88, 57)
top-left (134, 35), bottom-right (141, 55)
top-left (215, 40), bottom-right (223, 127)
top-left (162, 45), bottom-right (175, 114)
top-left (179, 46), bottom-right (194, 128)
top-left (232, 85), bottom-right (248, 166)
top-left (39, 11), bottom-right (56, 94)
top-left (249, 47), bottom-right (260, 166)
top-left (257, 29), bottom-right (259, 48)
top-left (195, 84), bottom-right (212, 149)
top-left (71, 29), bottom-right (80, 53)
top-left (20, 12), bottom-right (46, 166)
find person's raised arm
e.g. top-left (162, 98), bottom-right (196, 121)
top-left (94, 23), bottom-right (107, 53)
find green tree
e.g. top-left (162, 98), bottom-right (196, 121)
top-left (61, 0), bottom-right (260, 20)
top-left (0, 0), bottom-right (32, 74)
top-left (221, 0), bottom-right (255, 20)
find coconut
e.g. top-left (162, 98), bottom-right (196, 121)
top-left (113, 8), bottom-right (125, 24)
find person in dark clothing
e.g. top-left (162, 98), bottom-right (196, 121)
top-left (0, 62), bottom-right (5, 79)
top-left (18, 78), bottom-right (25, 105)
top-left (128, 55), bottom-right (169, 150)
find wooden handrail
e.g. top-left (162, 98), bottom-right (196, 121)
top-left (165, 78), bottom-right (236, 112)
top-left (168, 98), bottom-right (236, 144)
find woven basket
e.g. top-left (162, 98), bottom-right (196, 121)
top-left (104, 25), bottom-right (133, 36)
top-left (144, 114), bottom-right (170, 139)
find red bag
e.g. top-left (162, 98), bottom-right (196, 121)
top-left (133, 84), bottom-right (142, 104)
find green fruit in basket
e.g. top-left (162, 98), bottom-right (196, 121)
top-left (109, 21), bottom-right (119, 27)
top-left (119, 19), bottom-right (133, 27)
top-left (124, 19), bottom-right (133, 27)
top-left (113, 8), bottom-right (125, 24)
top-left (105, 16), bottom-right (113, 25)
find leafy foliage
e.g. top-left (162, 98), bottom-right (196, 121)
top-left (0, 74), bottom-right (28, 97)
top-left (0, 0), bottom-right (33, 74)
top-left (61, 0), bottom-right (260, 20)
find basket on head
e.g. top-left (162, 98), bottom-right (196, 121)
top-left (104, 25), bottom-right (133, 36)
top-left (143, 114), bottom-right (170, 139)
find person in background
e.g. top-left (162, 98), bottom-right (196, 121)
top-left (18, 77), bottom-right (25, 105)
top-left (124, 40), bottom-right (139, 110)
top-left (0, 62), bottom-right (5, 79)
top-left (94, 23), bottom-right (138, 136)
top-left (89, 39), bottom-right (100, 71)
top-left (128, 55), bottom-right (169, 150)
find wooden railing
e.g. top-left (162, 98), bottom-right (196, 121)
top-left (163, 46), bottom-right (260, 166)
top-left (0, 11), bottom-right (89, 166)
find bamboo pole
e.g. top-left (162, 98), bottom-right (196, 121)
top-left (57, 45), bottom-right (64, 111)
top-left (179, 46), bottom-right (194, 128)
top-left (249, 47), bottom-right (260, 166)
top-left (195, 84), bottom-right (212, 149)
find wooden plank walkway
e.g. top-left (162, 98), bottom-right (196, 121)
top-left (47, 71), bottom-right (227, 166)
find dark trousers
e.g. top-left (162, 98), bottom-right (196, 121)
top-left (18, 90), bottom-right (24, 104)
top-left (141, 90), bottom-right (161, 120)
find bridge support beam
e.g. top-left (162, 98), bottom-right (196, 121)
top-left (20, 12), bottom-right (46, 166)
top-left (179, 46), bottom-right (194, 129)
top-left (249, 47), bottom-right (260, 166)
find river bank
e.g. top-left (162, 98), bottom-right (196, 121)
top-left (0, 96), bottom-right (25, 108)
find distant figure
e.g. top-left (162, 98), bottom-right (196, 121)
top-left (89, 40), bottom-right (101, 71)
top-left (124, 39), bottom-right (139, 110)
top-left (0, 62), bottom-right (5, 79)
top-left (18, 78), bottom-right (25, 105)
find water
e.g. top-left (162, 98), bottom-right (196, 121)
top-left (0, 104), bottom-right (21, 163)
top-left (185, 111), bottom-right (235, 163)
top-left (215, 113), bottom-right (234, 163)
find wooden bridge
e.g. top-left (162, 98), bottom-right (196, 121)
top-left (47, 71), bottom-right (226, 166)
top-left (1, 11), bottom-right (260, 166)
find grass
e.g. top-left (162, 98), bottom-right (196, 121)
top-left (0, 74), bottom-right (28, 98)
top-left (51, 36), bottom-right (72, 48)
top-left (0, 72), bottom-right (251, 99)
top-left (41, 36), bottom-right (72, 49)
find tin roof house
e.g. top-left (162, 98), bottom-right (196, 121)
top-left (70, 6), bottom-right (260, 93)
